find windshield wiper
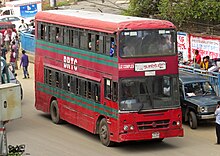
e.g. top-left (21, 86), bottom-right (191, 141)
top-left (137, 102), bottom-right (144, 113)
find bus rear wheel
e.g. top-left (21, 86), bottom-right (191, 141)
top-left (50, 100), bottom-right (62, 124)
top-left (99, 118), bottom-right (114, 146)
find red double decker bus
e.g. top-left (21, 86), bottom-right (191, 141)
top-left (35, 10), bottom-right (183, 146)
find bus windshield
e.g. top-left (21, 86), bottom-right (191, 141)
top-left (119, 75), bottom-right (179, 111)
top-left (119, 29), bottom-right (176, 57)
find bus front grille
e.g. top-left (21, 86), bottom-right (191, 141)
top-left (137, 120), bottom-right (170, 130)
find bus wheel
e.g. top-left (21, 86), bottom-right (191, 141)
top-left (189, 111), bottom-right (197, 129)
top-left (99, 118), bottom-right (114, 146)
top-left (50, 100), bottom-right (62, 124)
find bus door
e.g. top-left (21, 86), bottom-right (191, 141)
top-left (103, 78), bottom-right (118, 112)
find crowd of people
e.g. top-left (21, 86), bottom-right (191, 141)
top-left (192, 49), bottom-right (219, 72)
top-left (0, 19), bottom-right (30, 79)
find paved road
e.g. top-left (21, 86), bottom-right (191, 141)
top-left (5, 63), bottom-right (220, 156)
top-left (61, 0), bottom-right (129, 14)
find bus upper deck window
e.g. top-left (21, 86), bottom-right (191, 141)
top-left (95, 35), bottom-right (99, 52)
top-left (110, 37), bottom-right (116, 57)
top-left (40, 24), bottom-right (46, 40)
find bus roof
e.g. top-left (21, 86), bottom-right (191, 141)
top-left (35, 10), bottom-right (175, 33)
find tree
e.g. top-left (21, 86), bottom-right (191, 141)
top-left (124, 0), bottom-right (220, 25)
top-left (158, 0), bottom-right (220, 26)
top-left (123, 0), bottom-right (160, 17)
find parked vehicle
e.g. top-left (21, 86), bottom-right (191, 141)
top-left (0, 0), bottom-right (42, 19)
top-left (0, 21), bottom-right (15, 33)
top-left (179, 71), bottom-right (220, 129)
top-left (0, 15), bottom-right (30, 31)
top-left (1, 57), bottom-right (23, 99)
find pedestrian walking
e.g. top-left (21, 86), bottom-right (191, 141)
top-left (4, 28), bottom-right (12, 51)
top-left (10, 29), bottom-right (17, 42)
top-left (9, 49), bottom-right (16, 74)
top-left (11, 40), bottom-right (19, 69)
top-left (0, 32), bottom-right (3, 46)
top-left (14, 35), bottom-right (20, 51)
top-left (20, 50), bottom-right (29, 79)
top-left (0, 44), bottom-right (7, 60)
top-left (215, 101), bottom-right (220, 145)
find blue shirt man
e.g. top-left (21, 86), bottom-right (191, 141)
top-left (215, 101), bottom-right (220, 144)
top-left (109, 42), bottom-right (115, 57)
top-left (20, 50), bottom-right (29, 79)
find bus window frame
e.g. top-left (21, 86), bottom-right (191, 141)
top-left (37, 22), bottom-right (118, 58)
top-left (112, 81), bottom-right (118, 102)
top-left (119, 29), bottom-right (177, 58)
top-left (79, 29), bottom-right (88, 50)
top-left (104, 78), bottom-right (112, 100)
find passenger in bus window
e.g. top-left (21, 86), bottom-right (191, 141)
top-left (56, 33), bottom-right (60, 43)
top-left (110, 42), bottom-right (115, 57)
top-left (122, 86), bottom-right (132, 100)
top-left (96, 40), bottom-right (99, 51)
top-left (88, 41), bottom-right (92, 50)
top-left (161, 36), bottom-right (172, 52)
top-left (123, 44), bottom-right (135, 56)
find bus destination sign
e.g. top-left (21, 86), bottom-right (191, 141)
top-left (135, 61), bottom-right (166, 71)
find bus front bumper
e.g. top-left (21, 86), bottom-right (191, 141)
top-left (118, 128), bottom-right (184, 142)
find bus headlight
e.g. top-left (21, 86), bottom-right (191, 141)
top-left (124, 125), bottom-right (129, 131)
top-left (123, 125), bottom-right (134, 131)
top-left (176, 121), bottom-right (180, 126)
top-left (130, 125), bottom-right (134, 130)
top-left (172, 121), bottom-right (181, 126)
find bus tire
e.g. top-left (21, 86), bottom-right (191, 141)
top-left (99, 118), bottom-right (114, 147)
top-left (50, 100), bottom-right (62, 124)
top-left (188, 111), bottom-right (197, 129)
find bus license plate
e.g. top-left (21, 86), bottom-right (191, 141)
top-left (152, 132), bottom-right (160, 139)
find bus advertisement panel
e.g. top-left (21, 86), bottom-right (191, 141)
top-left (35, 10), bottom-right (183, 146)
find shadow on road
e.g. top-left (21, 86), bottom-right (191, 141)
top-left (38, 113), bottom-right (181, 152)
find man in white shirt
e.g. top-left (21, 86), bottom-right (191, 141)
top-left (18, 19), bottom-right (28, 32)
top-left (4, 28), bottom-right (11, 51)
top-left (215, 101), bottom-right (220, 144)
top-left (11, 29), bottom-right (17, 42)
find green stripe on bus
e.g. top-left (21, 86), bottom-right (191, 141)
top-left (36, 40), bottom-right (118, 68)
top-left (36, 82), bottom-right (118, 119)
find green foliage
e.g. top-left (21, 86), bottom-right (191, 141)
top-left (158, 0), bottom-right (220, 25)
top-left (125, 0), bottom-right (220, 27)
top-left (123, 0), bottom-right (160, 17)
top-left (42, 0), bottom-right (76, 10)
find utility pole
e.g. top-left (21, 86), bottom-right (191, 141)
top-left (50, 0), bottom-right (56, 8)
